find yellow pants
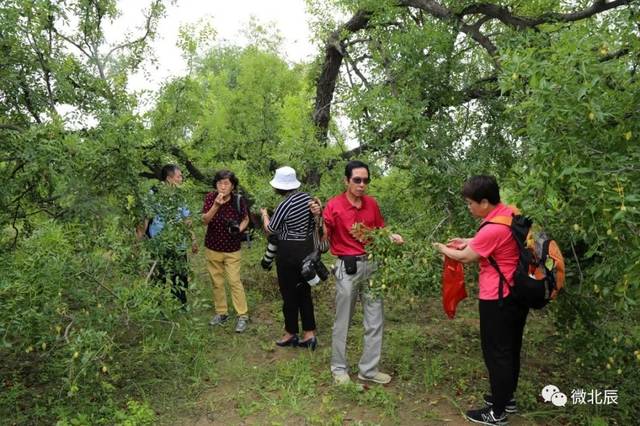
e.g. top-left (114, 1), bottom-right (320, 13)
top-left (205, 248), bottom-right (248, 317)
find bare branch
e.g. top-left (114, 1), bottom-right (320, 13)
top-left (104, 0), bottom-right (161, 63)
top-left (86, 272), bottom-right (122, 301)
top-left (344, 37), bottom-right (371, 48)
top-left (343, 51), bottom-right (371, 89)
top-left (64, 320), bottom-right (74, 343)
top-left (11, 204), bottom-right (21, 248)
top-left (145, 260), bottom-right (158, 284)
top-left (398, 0), bottom-right (498, 58)
top-left (0, 124), bottom-right (22, 131)
top-left (52, 27), bottom-right (93, 60)
top-left (169, 145), bottom-right (208, 183)
top-left (344, 57), bottom-right (356, 88)
top-left (599, 47), bottom-right (631, 62)
top-left (18, 69), bottom-right (43, 123)
top-left (459, 21), bottom-right (498, 58)
top-left (457, 0), bottom-right (633, 29)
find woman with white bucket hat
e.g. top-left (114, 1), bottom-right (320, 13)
top-left (260, 166), bottom-right (319, 350)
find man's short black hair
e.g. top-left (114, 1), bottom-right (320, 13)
top-left (213, 169), bottom-right (239, 189)
top-left (462, 175), bottom-right (501, 204)
top-left (345, 160), bottom-right (370, 179)
top-left (161, 164), bottom-right (180, 181)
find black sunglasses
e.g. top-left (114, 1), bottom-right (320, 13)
top-left (351, 177), bottom-right (370, 184)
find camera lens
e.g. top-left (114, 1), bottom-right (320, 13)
top-left (301, 251), bottom-right (323, 286)
top-left (316, 260), bottom-right (329, 281)
top-left (301, 266), bottom-right (321, 286)
top-left (261, 236), bottom-right (278, 270)
top-left (227, 219), bottom-right (240, 235)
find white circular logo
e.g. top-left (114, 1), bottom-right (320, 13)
top-left (541, 384), bottom-right (560, 402)
top-left (551, 392), bottom-right (567, 407)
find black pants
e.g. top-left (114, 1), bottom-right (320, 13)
top-left (479, 295), bottom-right (529, 415)
top-left (276, 239), bottom-right (316, 334)
top-left (156, 252), bottom-right (188, 305)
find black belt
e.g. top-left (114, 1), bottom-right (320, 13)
top-left (338, 255), bottom-right (368, 262)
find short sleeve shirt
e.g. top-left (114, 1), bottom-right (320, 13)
top-left (469, 203), bottom-right (519, 300)
top-left (202, 192), bottom-right (248, 252)
top-left (146, 186), bottom-right (190, 238)
top-left (148, 206), bottom-right (190, 238)
top-left (323, 192), bottom-right (385, 256)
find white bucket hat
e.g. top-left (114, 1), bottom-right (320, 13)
top-left (269, 166), bottom-right (301, 190)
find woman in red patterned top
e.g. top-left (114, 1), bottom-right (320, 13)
top-left (202, 170), bottom-right (250, 333)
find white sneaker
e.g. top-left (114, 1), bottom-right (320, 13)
top-left (235, 316), bottom-right (248, 333)
top-left (357, 371), bottom-right (392, 384)
top-left (333, 373), bottom-right (351, 385)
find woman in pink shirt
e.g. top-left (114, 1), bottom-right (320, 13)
top-left (434, 175), bottom-right (529, 426)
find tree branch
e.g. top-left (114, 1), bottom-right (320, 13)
top-left (312, 0), bottom-right (634, 169)
top-left (169, 146), bottom-right (208, 183)
top-left (313, 10), bottom-right (373, 144)
top-left (104, 0), bottom-right (161, 63)
top-left (343, 51), bottom-right (371, 89)
top-left (345, 74), bottom-right (499, 159)
top-left (398, 0), bottom-right (499, 58)
top-left (599, 47), bottom-right (631, 62)
top-left (457, 0), bottom-right (633, 29)
top-left (52, 28), bottom-right (93, 61)
top-left (0, 124), bottom-right (22, 131)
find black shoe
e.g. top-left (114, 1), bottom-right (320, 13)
top-left (297, 336), bottom-right (317, 351)
top-left (483, 394), bottom-right (517, 414)
top-left (465, 406), bottom-right (508, 425)
top-left (275, 334), bottom-right (299, 347)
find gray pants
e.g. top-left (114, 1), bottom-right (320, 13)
top-left (330, 258), bottom-right (383, 377)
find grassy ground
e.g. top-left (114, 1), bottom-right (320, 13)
top-left (142, 241), bottom-right (572, 426)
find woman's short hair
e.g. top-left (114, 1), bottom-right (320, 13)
top-left (462, 175), bottom-right (501, 204)
top-left (213, 169), bottom-right (239, 189)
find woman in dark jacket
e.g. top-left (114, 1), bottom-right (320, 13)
top-left (260, 166), bottom-right (317, 350)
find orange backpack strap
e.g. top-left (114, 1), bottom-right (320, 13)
top-left (485, 215), bottom-right (513, 227)
top-left (548, 240), bottom-right (565, 299)
top-left (478, 205), bottom-right (519, 229)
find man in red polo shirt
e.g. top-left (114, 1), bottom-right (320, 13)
top-left (313, 160), bottom-right (403, 385)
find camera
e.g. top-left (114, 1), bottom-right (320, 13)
top-left (226, 219), bottom-right (241, 235)
top-left (261, 234), bottom-right (278, 270)
top-left (301, 250), bottom-right (330, 286)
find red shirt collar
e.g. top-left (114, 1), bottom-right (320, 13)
top-left (338, 191), bottom-right (367, 210)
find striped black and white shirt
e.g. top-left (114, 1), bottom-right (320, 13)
top-left (267, 191), bottom-right (313, 241)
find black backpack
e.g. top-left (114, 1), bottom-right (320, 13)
top-left (480, 213), bottom-right (565, 309)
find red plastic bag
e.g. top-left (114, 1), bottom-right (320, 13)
top-left (442, 256), bottom-right (466, 319)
